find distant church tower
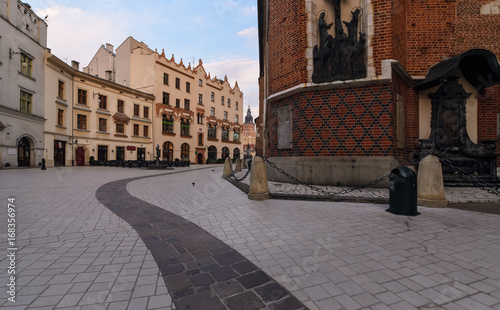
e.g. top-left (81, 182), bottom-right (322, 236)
top-left (243, 105), bottom-right (256, 158)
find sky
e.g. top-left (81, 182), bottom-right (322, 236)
top-left (29, 0), bottom-right (260, 119)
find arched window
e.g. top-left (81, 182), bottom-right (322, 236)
top-left (181, 143), bottom-right (190, 161)
top-left (162, 114), bottom-right (173, 133)
top-left (208, 146), bottom-right (217, 162)
top-left (221, 147), bottom-right (229, 159)
top-left (233, 148), bottom-right (240, 159)
top-left (162, 141), bottom-right (173, 161)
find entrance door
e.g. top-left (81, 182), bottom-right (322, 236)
top-left (76, 147), bottom-right (85, 166)
top-left (54, 141), bottom-right (66, 166)
top-left (197, 153), bottom-right (203, 164)
top-left (137, 148), bottom-right (145, 161)
top-left (116, 147), bottom-right (125, 161)
top-left (98, 145), bottom-right (108, 162)
top-left (17, 137), bottom-right (31, 167)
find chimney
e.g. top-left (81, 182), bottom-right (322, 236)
top-left (105, 43), bottom-right (114, 53)
top-left (71, 60), bottom-right (79, 71)
top-left (105, 70), bottom-right (113, 81)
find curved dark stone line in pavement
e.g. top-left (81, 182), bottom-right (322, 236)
top-left (96, 168), bottom-right (307, 310)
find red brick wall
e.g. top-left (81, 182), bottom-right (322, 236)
top-left (371, 0), bottom-right (393, 76)
top-left (268, 0), bottom-right (308, 95)
top-left (391, 0), bottom-right (407, 68)
top-left (454, 1), bottom-right (500, 57)
top-left (268, 84), bottom-right (395, 157)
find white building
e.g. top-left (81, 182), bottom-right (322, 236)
top-left (0, 0), bottom-right (47, 168)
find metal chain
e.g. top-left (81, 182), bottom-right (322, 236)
top-left (228, 160), bottom-right (252, 182)
top-left (437, 157), bottom-right (500, 196)
top-left (262, 157), bottom-right (390, 197)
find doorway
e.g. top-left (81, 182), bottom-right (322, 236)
top-left (54, 141), bottom-right (66, 166)
top-left (76, 147), bottom-right (85, 166)
top-left (197, 153), bottom-right (203, 164)
top-left (137, 148), bottom-right (145, 161)
top-left (17, 137), bottom-right (31, 167)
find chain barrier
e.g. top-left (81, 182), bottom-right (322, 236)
top-left (262, 157), bottom-right (390, 197)
top-left (228, 159), bottom-right (251, 182)
top-left (436, 156), bottom-right (500, 196)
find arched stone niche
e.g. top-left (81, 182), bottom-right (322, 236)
top-left (306, 0), bottom-right (374, 83)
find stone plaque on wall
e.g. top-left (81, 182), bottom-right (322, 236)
top-left (278, 106), bottom-right (292, 149)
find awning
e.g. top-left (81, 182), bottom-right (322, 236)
top-left (414, 49), bottom-right (500, 91)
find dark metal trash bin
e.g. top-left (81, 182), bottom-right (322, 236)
top-left (386, 166), bottom-right (419, 216)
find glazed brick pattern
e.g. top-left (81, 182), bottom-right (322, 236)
top-left (268, 84), bottom-right (395, 157)
top-left (477, 85), bottom-right (500, 166)
top-left (268, 0), bottom-right (308, 95)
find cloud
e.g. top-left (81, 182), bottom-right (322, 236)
top-left (237, 27), bottom-right (257, 40)
top-left (204, 57), bottom-right (259, 112)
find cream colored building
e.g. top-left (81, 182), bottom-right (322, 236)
top-left (85, 37), bottom-right (244, 164)
top-left (0, 0), bottom-right (47, 168)
top-left (242, 105), bottom-right (256, 158)
top-left (44, 52), bottom-right (155, 167)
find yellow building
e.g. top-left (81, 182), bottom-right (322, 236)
top-left (85, 37), bottom-right (244, 164)
top-left (242, 105), bottom-right (256, 159)
top-left (44, 52), bottom-right (155, 167)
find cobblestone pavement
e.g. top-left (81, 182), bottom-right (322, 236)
top-left (1, 166), bottom-right (500, 310)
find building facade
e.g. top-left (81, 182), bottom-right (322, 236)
top-left (258, 0), bottom-right (500, 186)
top-left (243, 105), bottom-right (256, 158)
top-left (44, 52), bottom-right (155, 167)
top-left (0, 0), bottom-right (47, 168)
top-left (85, 37), bottom-right (244, 164)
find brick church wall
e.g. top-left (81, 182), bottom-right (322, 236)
top-left (268, 84), bottom-right (394, 158)
top-left (268, 0), bottom-right (308, 95)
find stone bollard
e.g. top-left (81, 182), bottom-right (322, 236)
top-left (235, 158), bottom-right (242, 172)
top-left (417, 155), bottom-right (448, 208)
top-left (248, 156), bottom-right (269, 200)
top-left (222, 157), bottom-right (232, 178)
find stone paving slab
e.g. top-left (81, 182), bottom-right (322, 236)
top-left (129, 167), bottom-right (500, 310)
top-left (96, 168), bottom-right (306, 310)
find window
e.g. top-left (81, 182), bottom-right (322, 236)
top-left (19, 90), bottom-right (32, 114)
top-left (143, 125), bottom-right (149, 137)
top-left (227, 98), bottom-right (231, 108)
top-left (221, 127), bottom-right (229, 141)
top-left (181, 118), bottom-right (190, 136)
top-left (134, 104), bottom-right (140, 116)
top-left (184, 99), bottom-right (190, 110)
top-left (99, 118), bottom-right (107, 132)
top-left (134, 124), bottom-right (139, 136)
top-left (57, 109), bottom-right (64, 126)
top-left (233, 130), bottom-right (240, 142)
top-left (199, 79), bottom-right (202, 86)
top-left (198, 94), bottom-right (203, 105)
top-left (77, 114), bottom-right (87, 130)
top-left (175, 78), bottom-right (180, 89)
top-left (208, 124), bottom-right (217, 139)
top-left (162, 114), bottom-right (174, 133)
top-left (224, 111), bottom-right (228, 120)
top-left (98, 94), bottom-right (107, 110)
top-left (186, 82), bottom-right (191, 93)
top-left (163, 92), bottom-right (170, 105)
top-left (181, 143), bottom-right (189, 161)
top-left (176, 99), bottom-right (180, 108)
top-left (235, 115), bottom-right (239, 123)
top-left (162, 142), bottom-right (173, 161)
top-left (78, 89), bottom-right (87, 105)
top-left (197, 113), bottom-right (204, 124)
top-left (236, 102), bottom-right (239, 110)
top-left (221, 96), bottom-right (224, 105)
top-left (117, 100), bottom-right (124, 113)
top-left (58, 80), bottom-right (65, 99)
top-left (211, 107), bottom-right (215, 117)
top-left (116, 123), bottom-right (124, 134)
top-left (211, 92), bottom-right (215, 102)
top-left (163, 73), bottom-right (169, 85)
top-left (198, 133), bottom-right (203, 146)
top-left (20, 53), bottom-right (33, 77)
top-left (116, 147), bottom-right (125, 161)
top-left (144, 106), bottom-right (149, 119)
